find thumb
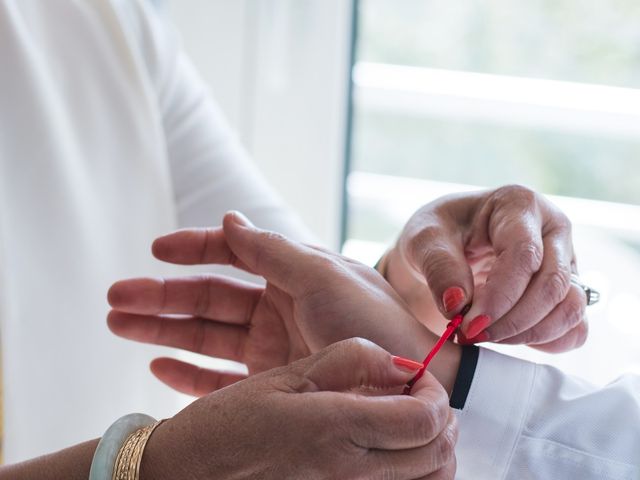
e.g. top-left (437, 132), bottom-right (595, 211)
top-left (300, 338), bottom-right (423, 393)
top-left (402, 229), bottom-right (474, 317)
top-left (222, 211), bottom-right (322, 294)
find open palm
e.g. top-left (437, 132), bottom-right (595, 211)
top-left (108, 212), bottom-right (431, 396)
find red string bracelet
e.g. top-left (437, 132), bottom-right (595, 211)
top-left (402, 307), bottom-right (468, 395)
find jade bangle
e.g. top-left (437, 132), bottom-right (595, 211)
top-left (89, 413), bottom-right (156, 480)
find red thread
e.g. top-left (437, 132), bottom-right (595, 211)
top-left (402, 313), bottom-right (465, 395)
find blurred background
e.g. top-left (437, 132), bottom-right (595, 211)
top-left (164, 1), bottom-right (640, 386)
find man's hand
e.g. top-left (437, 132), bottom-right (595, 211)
top-left (385, 185), bottom-right (587, 352)
top-left (108, 212), bottom-right (461, 396)
top-left (142, 338), bottom-right (457, 480)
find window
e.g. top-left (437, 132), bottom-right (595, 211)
top-left (344, 0), bottom-right (640, 384)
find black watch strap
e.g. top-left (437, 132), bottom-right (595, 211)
top-left (450, 345), bottom-right (480, 410)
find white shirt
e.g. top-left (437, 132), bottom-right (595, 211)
top-left (0, 1), bottom-right (638, 478)
top-left (456, 349), bottom-right (640, 479)
top-left (0, 0), bottom-right (309, 462)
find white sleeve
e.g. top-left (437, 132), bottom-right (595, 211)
top-left (117, 0), bottom-right (315, 242)
top-left (455, 348), bottom-right (640, 479)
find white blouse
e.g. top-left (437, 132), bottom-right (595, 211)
top-left (0, 0), bottom-right (308, 462)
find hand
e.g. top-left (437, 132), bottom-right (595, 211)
top-left (385, 185), bottom-right (587, 352)
top-left (142, 338), bottom-right (457, 480)
top-left (108, 212), bottom-right (460, 396)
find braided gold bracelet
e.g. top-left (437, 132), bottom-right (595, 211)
top-left (112, 420), bottom-right (164, 480)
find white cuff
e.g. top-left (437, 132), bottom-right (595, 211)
top-left (454, 348), bottom-right (536, 479)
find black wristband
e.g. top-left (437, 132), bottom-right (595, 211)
top-left (449, 345), bottom-right (479, 410)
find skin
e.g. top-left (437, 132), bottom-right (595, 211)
top-left (107, 212), bottom-right (463, 397)
top-left (1, 340), bottom-right (457, 480)
top-left (384, 185), bottom-right (588, 352)
top-left (4, 187), bottom-right (585, 477)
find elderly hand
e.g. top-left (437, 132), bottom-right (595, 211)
top-left (141, 338), bottom-right (457, 480)
top-left (108, 211), bottom-right (460, 396)
top-left (384, 185), bottom-right (587, 352)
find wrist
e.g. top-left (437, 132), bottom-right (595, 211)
top-left (384, 248), bottom-right (446, 331)
top-left (429, 340), bottom-right (462, 396)
top-left (393, 317), bottom-right (462, 397)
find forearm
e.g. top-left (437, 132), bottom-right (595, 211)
top-left (0, 439), bottom-right (98, 480)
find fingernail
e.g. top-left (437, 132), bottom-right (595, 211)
top-left (392, 356), bottom-right (424, 372)
top-left (465, 315), bottom-right (491, 339)
top-left (467, 331), bottom-right (490, 344)
top-left (228, 211), bottom-right (253, 228)
top-left (442, 286), bottom-right (465, 313)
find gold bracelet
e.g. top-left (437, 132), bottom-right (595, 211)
top-left (112, 420), bottom-right (164, 480)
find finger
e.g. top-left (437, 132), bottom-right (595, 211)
top-left (108, 275), bottom-right (262, 321)
top-left (107, 311), bottom-right (248, 361)
top-left (336, 376), bottom-right (451, 449)
top-left (152, 227), bottom-right (254, 273)
top-left (365, 410), bottom-right (457, 478)
top-left (300, 338), bottom-right (423, 393)
top-left (483, 228), bottom-right (573, 342)
top-left (529, 319), bottom-right (589, 353)
top-left (413, 458), bottom-right (457, 479)
top-left (367, 442), bottom-right (455, 479)
top-left (150, 357), bottom-right (246, 396)
top-left (294, 338), bottom-right (449, 449)
top-left (496, 284), bottom-right (586, 347)
top-left (340, 393), bottom-right (451, 451)
top-left (401, 221), bottom-right (474, 317)
top-left (462, 197), bottom-right (544, 337)
top-left (222, 211), bottom-right (331, 294)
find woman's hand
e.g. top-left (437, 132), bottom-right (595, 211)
top-left (141, 338), bottom-right (457, 480)
top-left (107, 212), bottom-right (453, 396)
top-left (385, 185), bottom-right (587, 352)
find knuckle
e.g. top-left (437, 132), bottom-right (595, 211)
top-left (407, 226), bottom-right (442, 262)
top-left (191, 321), bottom-right (207, 354)
top-left (253, 231), bottom-right (289, 270)
top-left (420, 243), bottom-right (454, 283)
top-left (448, 411), bottom-right (459, 445)
top-left (541, 266), bottom-right (572, 306)
top-left (232, 329), bottom-right (246, 361)
top-left (520, 325), bottom-right (549, 346)
top-left (262, 230), bottom-right (288, 244)
top-left (493, 184), bottom-right (537, 206)
top-left (432, 458), bottom-right (458, 480)
top-left (319, 254), bottom-right (346, 274)
top-left (573, 321), bottom-right (589, 348)
top-left (435, 421), bottom-right (457, 466)
top-left (377, 463), bottom-right (401, 480)
top-left (412, 403), bottom-right (439, 442)
top-left (514, 240), bottom-right (544, 274)
top-left (342, 336), bottom-right (376, 354)
top-left (490, 312), bottom-right (521, 340)
top-left (553, 209), bottom-right (572, 231)
top-left (562, 288), bottom-right (586, 328)
top-left (413, 397), bottom-right (448, 441)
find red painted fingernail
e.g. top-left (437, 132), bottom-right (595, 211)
top-left (392, 356), bottom-right (424, 372)
top-left (467, 331), bottom-right (490, 344)
top-left (465, 315), bottom-right (491, 339)
top-left (442, 286), bottom-right (465, 313)
top-left (457, 331), bottom-right (470, 345)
